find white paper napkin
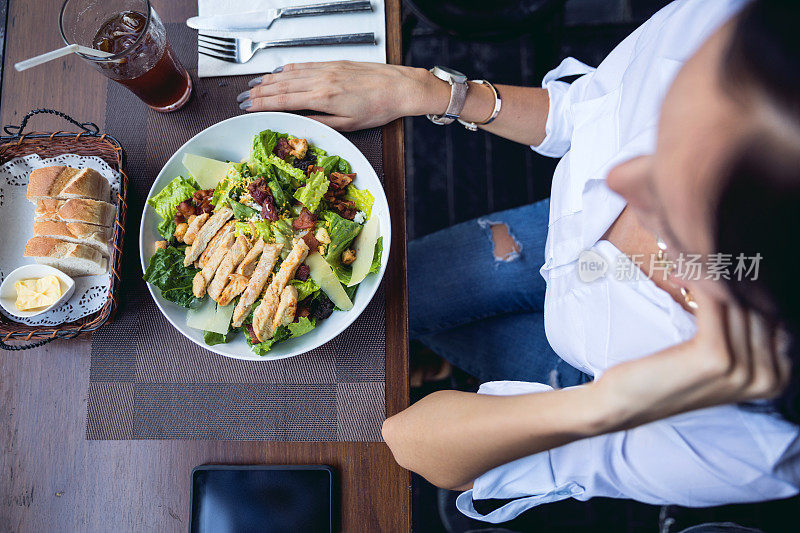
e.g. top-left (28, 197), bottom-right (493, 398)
top-left (196, 0), bottom-right (387, 78)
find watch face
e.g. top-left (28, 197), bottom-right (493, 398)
top-left (432, 66), bottom-right (467, 84)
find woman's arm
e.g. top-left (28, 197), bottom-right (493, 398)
top-left (382, 291), bottom-right (791, 490)
top-left (381, 383), bottom-right (605, 490)
top-left (242, 61), bottom-right (550, 145)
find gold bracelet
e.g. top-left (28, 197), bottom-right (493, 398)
top-left (458, 79), bottom-right (502, 132)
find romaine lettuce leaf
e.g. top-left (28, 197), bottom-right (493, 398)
top-left (148, 176), bottom-right (198, 239)
top-left (287, 316), bottom-right (315, 337)
top-left (143, 246), bottom-right (199, 308)
top-left (235, 220), bottom-right (271, 241)
top-left (323, 210), bottom-right (362, 262)
top-left (344, 186), bottom-right (375, 219)
top-left (229, 199), bottom-right (258, 221)
top-left (289, 278), bottom-right (320, 301)
top-left (268, 154), bottom-right (305, 187)
top-left (203, 329), bottom-right (234, 346)
top-left (293, 170), bottom-right (329, 213)
top-left (252, 130), bottom-right (286, 161)
top-left (316, 154), bottom-right (353, 175)
top-left (370, 236), bottom-right (383, 275)
top-left (271, 219), bottom-right (294, 239)
top-left (268, 178), bottom-right (290, 210)
top-left (212, 164), bottom-right (245, 208)
top-left (308, 144), bottom-right (327, 160)
top-left (158, 218), bottom-right (177, 242)
top-left (245, 327), bottom-right (285, 355)
top-left (342, 283), bottom-right (358, 305)
top-left (245, 316), bottom-right (316, 356)
top-left (317, 155), bottom-right (340, 175)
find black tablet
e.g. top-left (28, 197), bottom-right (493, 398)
top-left (190, 465), bottom-right (334, 533)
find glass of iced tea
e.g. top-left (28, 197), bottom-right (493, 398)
top-left (59, 0), bottom-right (192, 112)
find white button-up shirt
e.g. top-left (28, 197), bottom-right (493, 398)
top-left (457, 0), bottom-right (800, 523)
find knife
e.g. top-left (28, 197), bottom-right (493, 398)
top-left (187, 0), bottom-right (373, 32)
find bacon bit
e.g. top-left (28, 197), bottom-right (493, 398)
top-left (262, 193), bottom-right (279, 221)
top-left (273, 137), bottom-right (292, 160)
top-left (301, 230), bottom-right (319, 251)
top-left (292, 207), bottom-right (317, 230)
top-left (330, 198), bottom-right (357, 220)
top-left (295, 264), bottom-right (310, 281)
top-left (177, 200), bottom-right (195, 220)
top-left (247, 178), bottom-right (269, 205)
top-left (307, 165), bottom-right (326, 176)
top-left (296, 305), bottom-right (311, 321)
top-left (330, 172), bottom-right (353, 191)
top-left (248, 177), bottom-right (278, 221)
top-left (245, 323), bottom-right (259, 344)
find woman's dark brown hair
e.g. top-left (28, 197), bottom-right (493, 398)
top-left (717, 0), bottom-right (800, 422)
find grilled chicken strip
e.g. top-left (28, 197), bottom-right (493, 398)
top-left (192, 230), bottom-right (235, 298)
top-left (273, 285), bottom-right (298, 330)
top-left (231, 243), bottom-right (283, 328)
top-left (235, 239), bottom-right (265, 277)
top-left (217, 274), bottom-right (250, 307)
top-left (198, 220), bottom-right (235, 269)
top-left (183, 213), bottom-right (208, 245)
top-left (207, 233), bottom-right (251, 302)
top-left (253, 238), bottom-right (309, 341)
top-left (184, 206), bottom-right (234, 267)
top-left (255, 286), bottom-right (281, 341)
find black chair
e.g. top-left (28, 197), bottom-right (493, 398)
top-left (403, 0), bottom-right (567, 41)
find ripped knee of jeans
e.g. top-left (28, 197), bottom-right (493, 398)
top-left (477, 218), bottom-right (522, 262)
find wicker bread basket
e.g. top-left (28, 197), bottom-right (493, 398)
top-left (0, 109), bottom-right (128, 350)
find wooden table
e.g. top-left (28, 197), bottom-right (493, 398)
top-left (0, 1), bottom-right (410, 531)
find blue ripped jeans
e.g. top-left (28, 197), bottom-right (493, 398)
top-left (408, 199), bottom-right (591, 387)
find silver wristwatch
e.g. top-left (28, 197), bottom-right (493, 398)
top-left (426, 66), bottom-right (469, 125)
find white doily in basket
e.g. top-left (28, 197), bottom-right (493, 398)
top-left (0, 153), bottom-right (120, 326)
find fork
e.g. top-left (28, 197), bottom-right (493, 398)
top-left (198, 32), bottom-right (376, 63)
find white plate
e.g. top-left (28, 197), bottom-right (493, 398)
top-left (0, 264), bottom-right (76, 318)
top-left (140, 112), bottom-right (391, 361)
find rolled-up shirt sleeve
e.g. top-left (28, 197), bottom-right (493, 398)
top-left (456, 381), bottom-right (800, 524)
top-left (532, 57), bottom-right (596, 158)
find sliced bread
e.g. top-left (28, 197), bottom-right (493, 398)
top-left (33, 220), bottom-right (111, 256)
top-left (35, 198), bottom-right (116, 228)
top-left (23, 237), bottom-right (107, 277)
top-left (27, 166), bottom-right (110, 203)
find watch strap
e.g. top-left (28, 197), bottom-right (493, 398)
top-left (427, 76), bottom-right (468, 125)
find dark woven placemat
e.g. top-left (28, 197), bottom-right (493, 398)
top-left (86, 24), bottom-right (386, 441)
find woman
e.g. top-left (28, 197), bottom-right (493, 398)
top-left (239, 0), bottom-right (799, 522)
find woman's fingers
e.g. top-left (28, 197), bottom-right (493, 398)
top-left (283, 61), bottom-right (353, 72)
top-left (251, 69), bottom-right (322, 88)
top-left (244, 91), bottom-right (319, 112)
top-left (248, 79), bottom-right (314, 100)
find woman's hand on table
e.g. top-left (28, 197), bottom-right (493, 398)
top-left (594, 288), bottom-right (793, 432)
top-left (239, 61), bottom-right (449, 131)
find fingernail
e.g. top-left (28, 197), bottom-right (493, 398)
top-left (239, 100), bottom-right (252, 110)
top-left (272, 66), bottom-right (283, 73)
top-left (236, 90), bottom-right (250, 103)
top-left (248, 77), bottom-right (262, 87)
